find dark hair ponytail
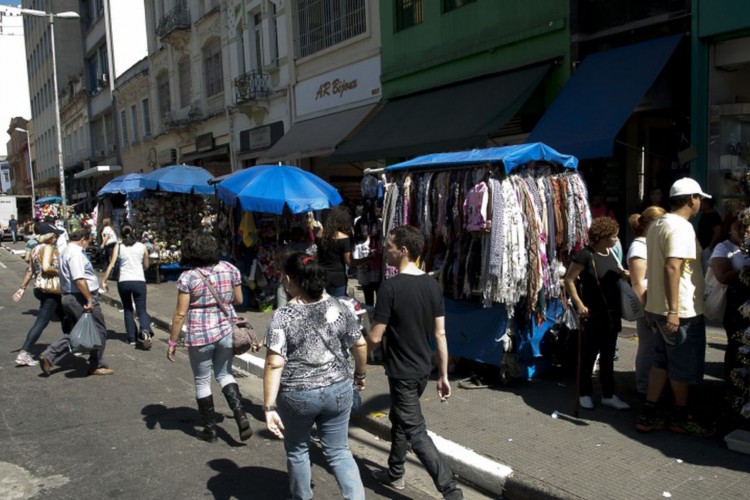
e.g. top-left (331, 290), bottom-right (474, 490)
top-left (283, 252), bottom-right (327, 300)
top-left (121, 225), bottom-right (136, 246)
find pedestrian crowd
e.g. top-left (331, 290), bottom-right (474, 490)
top-left (8, 177), bottom-right (738, 499)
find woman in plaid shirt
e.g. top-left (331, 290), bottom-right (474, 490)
top-left (167, 233), bottom-right (253, 442)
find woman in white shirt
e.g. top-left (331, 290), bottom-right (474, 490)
top-left (710, 219), bottom-right (750, 381)
top-left (627, 205), bottom-right (666, 395)
top-left (102, 225), bottom-right (153, 349)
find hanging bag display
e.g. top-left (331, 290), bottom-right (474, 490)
top-left (703, 267), bottom-right (727, 321)
top-left (197, 271), bottom-right (259, 355)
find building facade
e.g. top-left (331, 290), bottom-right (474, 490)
top-left (115, 58), bottom-right (154, 174)
top-left (5, 117), bottom-right (33, 196)
top-left (692, 0), bottom-right (750, 216)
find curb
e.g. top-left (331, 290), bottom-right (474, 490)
top-left (98, 289), bottom-right (573, 499)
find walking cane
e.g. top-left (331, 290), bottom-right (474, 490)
top-left (573, 318), bottom-right (584, 418)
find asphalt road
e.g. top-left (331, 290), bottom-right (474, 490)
top-left (0, 243), bottom-right (473, 500)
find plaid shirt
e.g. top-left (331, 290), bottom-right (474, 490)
top-left (177, 261), bottom-right (242, 346)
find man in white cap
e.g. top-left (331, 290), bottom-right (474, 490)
top-left (637, 177), bottom-right (713, 436)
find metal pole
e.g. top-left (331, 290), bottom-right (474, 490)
top-left (49, 13), bottom-right (67, 223)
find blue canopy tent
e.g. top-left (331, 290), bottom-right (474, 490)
top-left (385, 143), bottom-right (580, 379)
top-left (97, 173), bottom-right (148, 199)
top-left (216, 165), bottom-right (343, 214)
top-left (141, 165), bottom-right (214, 195)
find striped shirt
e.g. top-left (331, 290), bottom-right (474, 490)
top-left (177, 261), bottom-right (242, 346)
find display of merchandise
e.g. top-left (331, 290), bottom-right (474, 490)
top-left (130, 194), bottom-right (216, 263)
top-left (730, 208), bottom-right (750, 427)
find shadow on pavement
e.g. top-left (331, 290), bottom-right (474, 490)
top-left (206, 459), bottom-right (288, 499)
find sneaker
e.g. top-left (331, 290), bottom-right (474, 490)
top-left (636, 414), bottom-right (665, 433)
top-left (15, 351), bottom-right (39, 367)
top-left (372, 470), bottom-right (405, 491)
top-left (139, 331), bottom-right (152, 350)
top-left (601, 395), bottom-right (631, 410)
top-left (88, 367), bottom-right (114, 376)
top-left (129, 342), bottom-right (137, 346)
top-left (579, 396), bottom-right (594, 409)
top-left (668, 417), bottom-right (715, 437)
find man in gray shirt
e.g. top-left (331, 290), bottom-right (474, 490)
top-left (39, 229), bottom-right (113, 376)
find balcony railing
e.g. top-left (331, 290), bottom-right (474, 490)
top-left (234, 70), bottom-right (270, 104)
top-left (156, 3), bottom-right (191, 39)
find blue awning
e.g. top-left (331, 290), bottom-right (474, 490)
top-left (526, 35), bottom-right (682, 159)
top-left (385, 143), bottom-right (578, 174)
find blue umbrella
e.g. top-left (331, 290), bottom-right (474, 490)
top-left (216, 165), bottom-right (343, 214)
top-left (141, 165), bottom-right (214, 195)
top-left (97, 173), bottom-right (148, 198)
top-left (36, 196), bottom-right (63, 204)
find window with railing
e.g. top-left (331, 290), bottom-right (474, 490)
top-left (234, 70), bottom-right (270, 103)
top-left (178, 56), bottom-right (192, 108)
top-left (156, 1), bottom-right (191, 38)
top-left (294, 0), bottom-right (367, 59)
top-left (202, 38), bottom-right (224, 97)
top-left (442, 0), bottom-right (475, 13)
top-left (395, 0), bottom-right (423, 31)
top-left (120, 110), bottom-right (128, 146)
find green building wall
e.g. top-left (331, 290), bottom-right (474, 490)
top-left (380, 0), bottom-right (571, 110)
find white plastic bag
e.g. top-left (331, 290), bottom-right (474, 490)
top-left (703, 268), bottom-right (727, 322)
top-left (69, 313), bottom-right (102, 353)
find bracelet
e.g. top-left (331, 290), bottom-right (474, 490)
top-left (167, 340), bottom-right (178, 347)
top-left (354, 372), bottom-right (367, 380)
top-left (263, 405), bottom-right (277, 412)
top-left (667, 311), bottom-right (678, 315)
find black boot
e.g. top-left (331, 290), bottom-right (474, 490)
top-left (196, 395), bottom-right (218, 442)
top-left (222, 383), bottom-right (252, 441)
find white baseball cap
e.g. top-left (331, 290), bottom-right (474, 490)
top-left (669, 177), bottom-right (711, 199)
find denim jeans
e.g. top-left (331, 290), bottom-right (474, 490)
top-left (278, 378), bottom-right (364, 500)
top-left (187, 332), bottom-right (236, 399)
top-left (325, 285), bottom-right (348, 298)
top-left (21, 288), bottom-right (71, 352)
top-left (117, 280), bottom-right (151, 342)
top-left (388, 377), bottom-right (462, 500)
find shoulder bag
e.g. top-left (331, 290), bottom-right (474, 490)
top-left (589, 247), bottom-right (643, 321)
top-left (197, 270), bottom-right (259, 355)
top-left (703, 267), bottom-right (727, 321)
top-left (34, 244), bottom-right (61, 294)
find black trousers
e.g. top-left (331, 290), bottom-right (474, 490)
top-left (579, 310), bottom-right (619, 397)
top-left (387, 377), bottom-right (463, 500)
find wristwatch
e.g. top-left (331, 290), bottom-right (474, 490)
top-left (263, 405), bottom-right (277, 412)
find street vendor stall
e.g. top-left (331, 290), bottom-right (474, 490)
top-left (379, 143), bottom-right (590, 379)
top-left (215, 165), bottom-right (343, 309)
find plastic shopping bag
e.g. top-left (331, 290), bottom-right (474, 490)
top-left (69, 313), bottom-right (102, 353)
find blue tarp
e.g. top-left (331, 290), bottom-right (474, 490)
top-left (526, 35), bottom-right (682, 159)
top-left (35, 196), bottom-right (62, 204)
top-left (385, 143), bottom-right (578, 174)
top-left (97, 173), bottom-right (148, 199)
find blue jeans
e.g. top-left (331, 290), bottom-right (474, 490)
top-left (187, 333), bottom-right (236, 399)
top-left (278, 379), bottom-right (364, 500)
top-left (326, 285), bottom-right (348, 297)
top-left (21, 288), bottom-right (70, 352)
top-left (117, 280), bottom-right (151, 342)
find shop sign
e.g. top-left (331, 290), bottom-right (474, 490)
top-left (295, 56), bottom-right (381, 118)
top-left (239, 122), bottom-right (284, 152)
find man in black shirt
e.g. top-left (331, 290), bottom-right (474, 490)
top-left (368, 225), bottom-right (463, 500)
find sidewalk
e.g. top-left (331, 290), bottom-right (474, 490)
top-left (99, 277), bottom-right (749, 499)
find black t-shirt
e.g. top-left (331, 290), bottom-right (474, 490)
top-left (315, 237), bottom-right (352, 287)
top-left (697, 211), bottom-right (722, 249)
top-left (572, 247), bottom-right (622, 314)
top-left (373, 273), bottom-right (444, 379)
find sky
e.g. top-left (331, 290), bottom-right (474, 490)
top-left (0, 1), bottom-right (147, 157)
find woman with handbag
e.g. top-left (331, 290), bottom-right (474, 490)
top-left (101, 225), bottom-right (153, 349)
top-left (11, 228), bottom-right (70, 366)
top-left (564, 217), bottom-right (631, 410)
top-left (709, 219), bottom-right (750, 382)
top-left (627, 206), bottom-right (667, 395)
top-left (264, 253), bottom-right (367, 500)
top-left (166, 232), bottom-right (253, 443)
top-left (99, 218), bottom-right (118, 271)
